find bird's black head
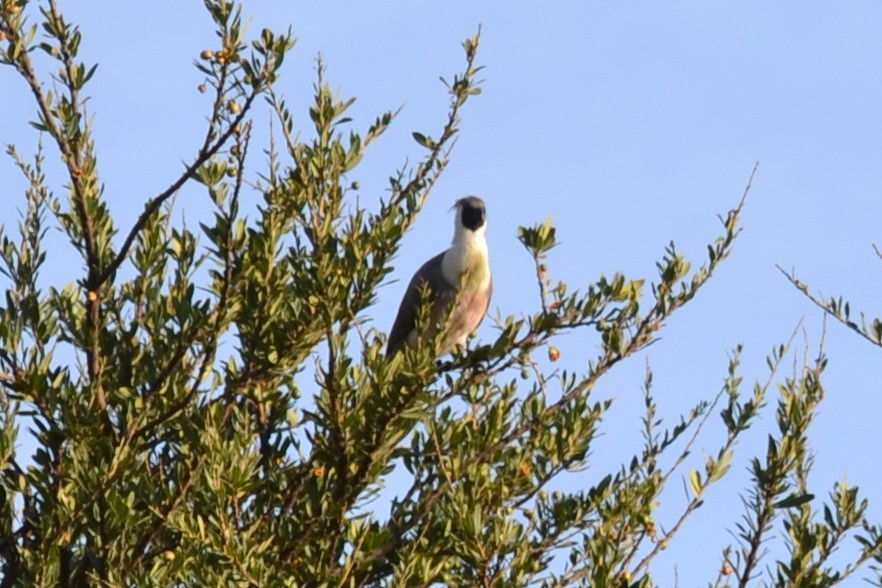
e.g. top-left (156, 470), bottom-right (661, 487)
top-left (457, 196), bottom-right (487, 231)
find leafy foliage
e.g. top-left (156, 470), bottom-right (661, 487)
top-left (0, 1), bottom-right (880, 586)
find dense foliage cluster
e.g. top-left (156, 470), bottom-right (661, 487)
top-left (1, 1), bottom-right (880, 586)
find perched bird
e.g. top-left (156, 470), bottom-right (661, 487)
top-left (386, 196), bottom-right (492, 357)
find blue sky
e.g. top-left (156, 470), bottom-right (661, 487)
top-left (3, 1), bottom-right (881, 584)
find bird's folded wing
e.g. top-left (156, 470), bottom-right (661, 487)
top-left (386, 250), bottom-right (450, 356)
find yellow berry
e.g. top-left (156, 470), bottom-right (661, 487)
top-left (548, 346), bottom-right (560, 362)
top-left (228, 100), bottom-right (241, 114)
top-left (163, 549), bottom-right (175, 561)
top-left (200, 49), bottom-right (213, 60)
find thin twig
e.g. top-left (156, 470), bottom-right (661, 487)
top-left (777, 265), bottom-right (881, 349)
top-left (93, 91), bottom-right (258, 288)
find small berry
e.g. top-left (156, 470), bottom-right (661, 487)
top-left (548, 346), bottom-right (560, 362)
top-left (163, 549), bottom-right (175, 561)
top-left (197, 84), bottom-right (207, 94)
top-left (228, 100), bottom-right (241, 114)
top-left (200, 49), bottom-right (213, 60)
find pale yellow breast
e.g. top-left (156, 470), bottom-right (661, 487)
top-left (461, 251), bottom-right (491, 292)
top-left (443, 246), bottom-right (490, 292)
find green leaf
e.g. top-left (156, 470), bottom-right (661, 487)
top-left (412, 132), bottom-right (435, 149)
top-left (689, 469), bottom-right (702, 498)
top-left (774, 493), bottom-right (815, 509)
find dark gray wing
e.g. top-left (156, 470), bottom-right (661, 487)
top-left (386, 250), bottom-right (450, 356)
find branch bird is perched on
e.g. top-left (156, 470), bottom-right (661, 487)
top-left (386, 196), bottom-right (492, 357)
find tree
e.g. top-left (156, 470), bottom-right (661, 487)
top-left (1, 1), bottom-right (881, 586)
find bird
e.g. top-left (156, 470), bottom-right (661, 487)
top-left (386, 196), bottom-right (492, 357)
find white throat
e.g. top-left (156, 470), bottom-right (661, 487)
top-left (441, 222), bottom-right (490, 289)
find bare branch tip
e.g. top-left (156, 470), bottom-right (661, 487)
top-left (737, 160), bottom-right (760, 211)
